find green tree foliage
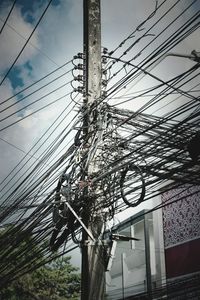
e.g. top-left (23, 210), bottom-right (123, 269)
top-left (0, 227), bottom-right (80, 300)
top-left (0, 256), bottom-right (80, 300)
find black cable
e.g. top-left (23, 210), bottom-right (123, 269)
top-left (105, 56), bottom-right (199, 106)
top-left (0, 69), bottom-right (72, 115)
top-left (107, 0), bottom-right (166, 57)
top-left (0, 99), bottom-right (77, 188)
top-left (0, 59), bottom-right (72, 106)
top-left (0, 16), bottom-right (70, 70)
top-left (0, 136), bottom-right (38, 159)
top-left (104, 0), bottom-right (191, 85)
top-left (0, 0), bottom-right (199, 280)
top-left (0, 0), bottom-right (17, 35)
top-left (0, 91), bottom-right (71, 133)
top-left (0, 0), bottom-right (54, 86)
top-left (0, 81), bottom-right (72, 124)
top-left (104, 2), bottom-right (199, 101)
top-left (0, 116), bottom-right (78, 209)
top-left (120, 164), bottom-right (145, 207)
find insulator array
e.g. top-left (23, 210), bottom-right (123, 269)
top-left (101, 47), bottom-right (108, 99)
top-left (71, 53), bottom-right (86, 102)
top-left (71, 50), bottom-right (109, 102)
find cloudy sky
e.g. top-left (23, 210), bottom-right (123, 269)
top-left (0, 0), bottom-right (199, 266)
top-left (0, 0), bottom-right (199, 176)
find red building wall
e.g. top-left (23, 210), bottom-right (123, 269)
top-left (162, 185), bottom-right (200, 279)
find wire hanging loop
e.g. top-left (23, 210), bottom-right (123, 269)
top-left (120, 163), bottom-right (145, 207)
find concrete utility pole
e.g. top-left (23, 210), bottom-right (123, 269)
top-left (81, 1), bottom-right (105, 299)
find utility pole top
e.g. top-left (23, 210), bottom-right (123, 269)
top-left (84, 0), bottom-right (102, 104)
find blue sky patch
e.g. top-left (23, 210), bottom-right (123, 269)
top-left (52, 0), bottom-right (62, 6)
top-left (24, 61), bottom-right (33, 77)
top-left (18, 0), bottom-right (44, 24)
top-left (8, 66), bottom-right (24, 90)
top-left (16, 0), bottom-right (62, 24)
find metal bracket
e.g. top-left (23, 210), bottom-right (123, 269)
top-left (65, 201), bottom-right (95, 242)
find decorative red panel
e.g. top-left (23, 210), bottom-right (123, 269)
top-left (165, 238), bottom-right (200, 278)
top-left (162, 184), bottom-right (200, 248)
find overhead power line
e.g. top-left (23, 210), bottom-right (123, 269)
top-left (0, 136), bottom-right (38, 160)
top-left (0, 91), bottom-right (71, 133)
top-left (0, 79), bottom-right (72, 123)
top-left (0, 59), bottom-right (72, 106)
top-left (0, 15), bottom-right (68, 69)
top-left (0, 0), bottom-right (199, 291)
top-left (0, 0), bottom-right (18, 35)
top-left (0, 0), bottom-right (54, 86)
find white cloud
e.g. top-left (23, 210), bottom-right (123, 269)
top-left (31, 0), bottom-right (83, 69)
top-left (0, 4), bottom-right (40, 73)
top-left (0, 0), bottom-right (82, 176)
top-left (0, 0), bottom-right (199, 183)
top-left (0, 0), bottom-right (199, 266)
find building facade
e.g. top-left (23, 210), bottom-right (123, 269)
top-left (106, 185), bottom-right (200, 299)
